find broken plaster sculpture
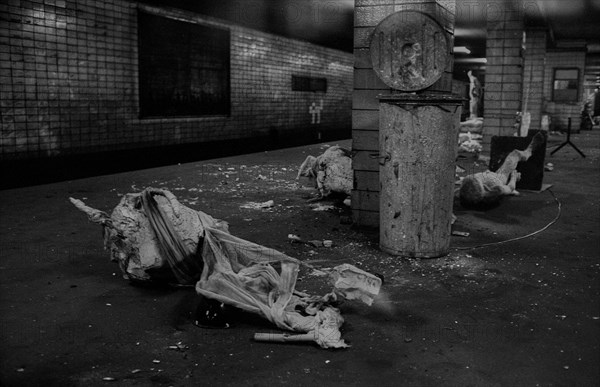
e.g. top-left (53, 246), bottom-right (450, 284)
top-left (296, 146), bottom-right (352, 200)
top-left (459, 117), bottom-right (483, 134)
top-left (458, 132), bottom-right (483, 154)
top-left (70, 188), bottom-right (381, 349)
top-left (459, 132), bottom-right (546, 209)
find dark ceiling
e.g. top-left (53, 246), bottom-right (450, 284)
top-left (141, 0), bottom-right (600, 84)
top-left (138, 0), bottom-right (355, 52)
top-left (446, 0), bottom-right (600, 81)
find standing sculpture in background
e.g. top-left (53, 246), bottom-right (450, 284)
top-left (468, 70), bottom-right (482, 119)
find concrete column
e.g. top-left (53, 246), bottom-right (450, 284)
top-left (482, 4), bottom-right (524, 149)
top-left (352, 0), bottom-right (455, 227)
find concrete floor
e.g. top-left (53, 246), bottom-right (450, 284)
top-left (0, 131), bottom-right (598, 386)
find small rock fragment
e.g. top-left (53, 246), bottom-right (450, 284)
top-left (308, 240), bottom-right (324, 248)
top-left (288, 234), bottom-right (302, 243)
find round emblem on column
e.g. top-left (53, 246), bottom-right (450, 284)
top-left (370, 11), bottom-right (450, 91)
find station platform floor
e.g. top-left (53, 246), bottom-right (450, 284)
top-left (1, 130), bottom-right (599, 386)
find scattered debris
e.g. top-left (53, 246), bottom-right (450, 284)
top-left (240, 200), bottom-right (275, 209)
top-left (452, 231), bottom-right (470, 237)
top-left (311, 203), bottom-right (336, 212)
top-left (288, 234), bottom-right (302, 243)
top-left (308, 240), bottom-right (324, 247)
top-left (288, 234), bottom-right (333, 248)
top-left (167, 342), bottom-right (189, 351)
top-left (329, 264), bottom-right (382, 306)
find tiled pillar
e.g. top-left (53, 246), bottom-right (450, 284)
top-left (352, 0), bottom-right (455, 227)
top-left (522, 28), bottom-right (548, 131)
top-left (482, 5), bottom-right (524, 148)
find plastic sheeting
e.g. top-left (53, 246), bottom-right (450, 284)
top-left (71, 188), bottom-right (381, 348)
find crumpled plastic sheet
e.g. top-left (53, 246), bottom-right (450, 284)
top-left (71, 188), bottom-right (380, 349)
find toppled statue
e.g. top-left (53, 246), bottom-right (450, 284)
top-left (296, 145), bottom-right (352, 200)
top-left (70, 188), bottom-right (381, 349)
top-left (459, 132), bottom-right (545, 209)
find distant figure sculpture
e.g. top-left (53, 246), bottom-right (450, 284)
top-left (459, 132), bottom-right (545, 209)
top-left (467, 70), bottom-right (482, 119)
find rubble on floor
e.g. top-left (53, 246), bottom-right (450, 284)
top-left (458, 132), bottom-right (483, 154)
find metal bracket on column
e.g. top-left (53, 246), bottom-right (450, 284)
top-left (369, 152), bottom-right (391, 166)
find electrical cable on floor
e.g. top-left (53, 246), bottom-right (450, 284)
top-left (453, 189), bottom-right (562, 251)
